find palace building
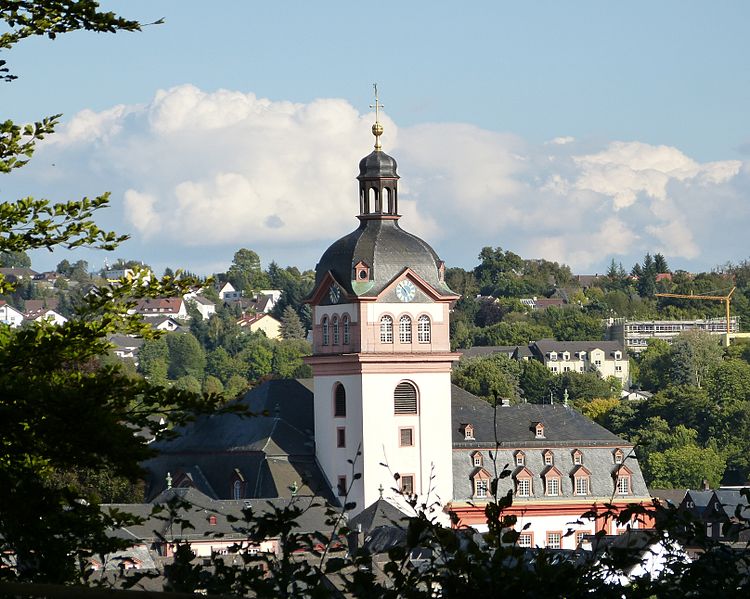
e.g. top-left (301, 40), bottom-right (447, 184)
top-left (144, 100), bottom-right (651, 547)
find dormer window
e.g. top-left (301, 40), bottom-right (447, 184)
top-left (208, 515), bottom-right (217, 526)
top-left (543, 449), bottom-right (554, 466)
top-left (549, 351), bottom-right (558, 361)
top-left (614, 448), bottom-right (624, 464)
top-left (543, 468), bottom-right (562, 496)
top-left (573, 449), bottom-right (583, 465)
top-left (578, 351), bottom-right (587, 359)
top-left (535, 422), bottom-right (545, 439)
top-left (614, 350), bottom-right (622, 360)
top-left (472, 469), bottom-right (491, 498)
top-left (472, 451), bottom-right (483, 467)
top-left (515, 451), bottom-right (525, 467)
top-left (462, 424), bottom-right (475, 440)
top-left (562, 351), bottom-right (570, 361)
top-left (353, 261), bottom-right (370, 282)
top-left (614, 464), bottom-right (632, 495)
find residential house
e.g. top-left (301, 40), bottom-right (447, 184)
top-left (135, 297), bottom-right (189, 320)
top-left (24, 307), bottom-right (67, 326)
top-left (0, 301), bottom-right (24, 327)
top-left (530, 339), bottom-right (629, 386)
top-left (183, 293), bottom-right (216, 320)
top-left (520, 297), bottom-right (566, 311)
top-left (237, 312), bottom-right (282, 339)
top-left (216, 281), bottom-right (242, 302)
top-left (109, 334), bottom-right (144, 361)
top-left (0, 267), bottom-right (38, 283)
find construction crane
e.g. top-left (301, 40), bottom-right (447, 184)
top-left (654, 286), bottom-right (736, 334)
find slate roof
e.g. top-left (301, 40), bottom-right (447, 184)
top-left (680, 490), bottom-right (714, 518)
top-left (451, 386), bottom-right (649, 502)
top-left (459, 346), bottom-right (520, 360)
top-left (105, 487), bottom-right (335, 544)
top-left (348, 497), bottom-right (409, 534)
top-left (451, 385), bottom-right (624, 447)
top-left (532, 339), bottom-right (624, 358)
top-left (143, 379), bottom-right (334, 503)
top-left (314, 219), bottom-right (455, 298)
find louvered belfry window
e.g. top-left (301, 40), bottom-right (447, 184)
top-left (394, 382), bottom-right (418, 414)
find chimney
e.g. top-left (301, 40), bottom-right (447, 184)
top-left (702, 478), bottom-right (710, 491)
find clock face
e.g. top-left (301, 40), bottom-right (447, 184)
top-left (395, 280), bottom-right (417, 302)
top-left (328, 285), bottom-right (341, 304)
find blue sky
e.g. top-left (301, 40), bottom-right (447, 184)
top-left (3, 1), bottom-right (750, 276)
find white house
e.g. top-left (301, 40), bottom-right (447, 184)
top-left (0, 301), bottom-right (24, 327)
top-left (184, 293), bottom-right (216, 320)
top-left (530, 339), bottom-right (629, 387)
top-left (25, 308), bottom-right (67, 326)
top-left (216, 281), bottom-right (242, 302)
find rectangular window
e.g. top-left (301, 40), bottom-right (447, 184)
top-left (401, 475), bottom-right (414, 495)
top-left (516, 454), bottom-right (525, 467)
top-left (337, 476), bottom-right (347, 497)
top-left (595, 360), bottom-right (602, 366)
top-left (615, 365), bottom-right (622, 372)
top-left (546, 477), bottom-right (560, 496)
top-left (517, 478), bottom-right (531, 497)
top-left (336, 427), bottom-right (346, 448)
top-left (474, 479), bottom-right (488, 498)
top-left (575, 531), bottom-right (589, 546)
top-left (544, 453), bottom-right (553, 466)
top-left (546, 532), bottom-right (561, 549)
top-left (617, 476), bottom-right (630, 495)
top-left (575, 476), bottom-right (589, 495)
top-left (399, 427), bottom-right (414, 447)
top-left (518, 532), bottom-right (533, 548)
top-left (563, 366), bottom-right (571, 372)
top-left (473, 455), bottom-right (482, 467)
top-left (573, 453), bottom-right (582, 465)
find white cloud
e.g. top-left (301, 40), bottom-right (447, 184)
top-left (20, 85), bottom-right (746, 273)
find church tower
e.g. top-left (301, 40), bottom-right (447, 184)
top-left (305, 90), bottom-right (459, 517)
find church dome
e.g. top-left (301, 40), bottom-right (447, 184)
top-left (314, 218), bottom-right (454, 298)
top-left (313, 92), bottom-right (456, 300)
top-left (358, 150), bottom-right (398, 178)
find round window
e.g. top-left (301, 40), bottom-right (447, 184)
top-left (358, 269), bottom-right (367, 280)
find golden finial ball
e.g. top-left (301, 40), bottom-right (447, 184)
top-left (372, 122), bottom-right (384, 137)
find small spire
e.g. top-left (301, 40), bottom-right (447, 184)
top-left (369, 83), bottom-right (384, 151)
top-left (166, 472), bottom-right (172, 490)
top-left (378, 483), bottom-right (384, 498)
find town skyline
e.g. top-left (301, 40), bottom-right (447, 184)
top-left (4, 0), bottom-right (750, 277)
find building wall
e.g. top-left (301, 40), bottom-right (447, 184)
top-left (543, 347), bottom-right (628, 385)
top-left (313, 370), bottom-right (453, 520)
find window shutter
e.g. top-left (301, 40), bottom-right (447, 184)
top-left (394, 382), bottom-right (418, 414)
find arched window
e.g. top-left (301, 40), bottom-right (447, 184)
top-left (394, 381), bottom-right (418, 414)
top-left (334, 383), bottom-right (346, 417)
top-left (322, 316), bottom-right (329, 346)
top-left (332, 315), bottom-right (339, 345)
top-left (233, 480), bottom-right (242, 500)
top-left (417, 315), bottom-right (431, 343)
top-left (342, 315), bottom-right (350, 345)
top-left (399, 315), bottom-right (412, 343)
top-left (380, 315), bottom-right (393, 343)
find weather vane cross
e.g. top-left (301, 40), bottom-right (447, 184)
top-left (370, 83), bottom-right (384, 123)
top-left (369, 83), bottom-right (385, 150)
